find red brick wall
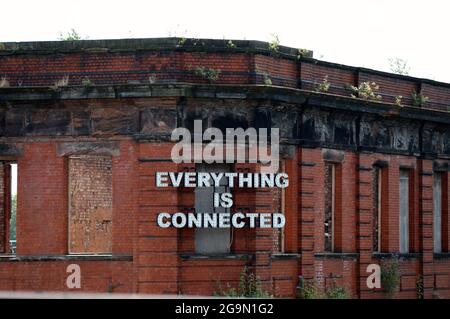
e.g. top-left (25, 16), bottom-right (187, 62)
top-left (284, 153), bottom-right (299, 253)
top-left (112, 141), bottom-right (138, 255)
top-left (298, 148), bottom-right (323, 280)
top-left (17, 142), bottom-right (68, 255)
top-left (254, 54), bottom-right (297, 87)
top-left (422, 83), bottom-right (450, 112)
top-left (433, 259), bottom-right (450, 298)
top-left (443, 172), bottom-right (450, 253)
top-left (0, 260), bottom-right (133, 293)
top-left (1, 44), bottom-right (449, 112)
top-left (359, 72), bottom-right (418, 104)
top-left (136, 142), bottom-right (180, 294)
top-left (179, 258), bottom-right (249, 296)
top-left (0, 51), bottom-right (252, 86)
top-left (12, 141), bottom-right (137, 256)
top-left (300, 62), bottom-right (355, 95)
top-left (271, 258), bottom-right (298, 297)
top-left (0, 139), bottom-right (449, 298)
top-left (314, 257), bottom-right (358, 297)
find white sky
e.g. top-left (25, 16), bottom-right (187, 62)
top-left (0, 0), bottom-right (449, 82)
top-left (11, 164), bottom-right (17, 196)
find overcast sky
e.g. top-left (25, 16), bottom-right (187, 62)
top-left (0, 0), bottom-right (449, 82)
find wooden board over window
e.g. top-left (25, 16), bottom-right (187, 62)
top-left (195, 164), bottom-right (231, 254)
top-left (68, 155), bottom-right (112, 254)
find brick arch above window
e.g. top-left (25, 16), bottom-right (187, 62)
top-left (57, 141), bottom-right (120, 157)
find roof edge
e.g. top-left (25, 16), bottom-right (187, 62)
top-left (1, 37), bottom-right (448, 88)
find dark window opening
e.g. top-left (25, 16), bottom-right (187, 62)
top-left (324, 163), bottom-right (336, 252)
top-left (399, 169), bottom-right (410, 253)
top-left (324, 163), bottom-right (333, 252)
top-left (434, 172), bottom-right (449, 253)
top-left (324, 162), bottom-right (342, 253)
top-left (0, 162), bottom-right (17, 254)
top-left (373, 168), bottom-right (382, 252)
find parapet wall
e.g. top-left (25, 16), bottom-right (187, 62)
top-left (0, 37), bottom-right (449, 112)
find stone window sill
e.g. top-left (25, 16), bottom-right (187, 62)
top-left (0, 254), bottom-right (132, 262)
top-left (372, 252), bottom-right (422, 259)
top-left (314, 252), bottom-right (359, 259)
top-left (434, 253), bottom-right (450, 259)
top-left (180, 253), bottom-right (252, 260)
top-left (271, 253), bottom-right (301, 260)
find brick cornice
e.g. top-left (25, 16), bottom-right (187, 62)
top-left (1, 84), bottom-right (449, 125)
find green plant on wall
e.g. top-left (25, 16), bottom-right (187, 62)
top-left (411, 91), bottom-right (429, 107)
top-left (297, 48), bottom-right (309, 59)
top-left (0, 76), bottom-right (9, 88)
top-left (326, 285), bottom-right (349, 299)
top-left (263, 73), bottom-right (272, 86)
top-left (348, 81), bottom-right (382, 101)
top-left (416, 275), bottom-right (424, 299)
top-left (177, 37), bottom-right (187, 47)
top-left (388, 58), bottom-right (410, 76)
top-left (297, 278), bottom-right (350, 299)
top-left (194, 66), bottom-right (221, 83)
top-left (214, 267), bottom-right (272, 298)
top-left (395, 95), bottom-right (403, 106)
top-left (226, 40), bottom-right (236, 48)
top-left (381, 258), bottom-right (400, 298)
top-left (58, 28), bottom-right (83, 41)
top-left (268, 34), bottom-right (280, 53)
top-left (297, 278), bottom-right (319, 299)
top-left (10, 194), bottom-right (16, 242)
top-left (51, 75), bottom-right (70, 90)
top-left (148, 74), bottom-right (157, 84)
top-left (314, 75), bottom-right (330, 93)
top-left (81, 76), bottom-right (93, 87)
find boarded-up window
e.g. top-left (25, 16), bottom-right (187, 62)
top-left (399, 169), bottom-right (409, 253)
top-left (68, 155), bottom-right (112, 254)
top-left (195, 164), bottom-right (231, 254)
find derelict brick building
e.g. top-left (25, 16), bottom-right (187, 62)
top-left (0, 38), bottom-right (449, 298)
